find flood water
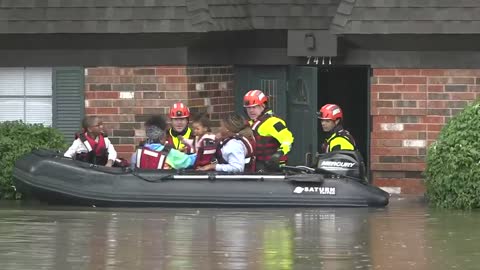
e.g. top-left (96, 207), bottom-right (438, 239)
top-left (0, 197), bottom-right (479, 270)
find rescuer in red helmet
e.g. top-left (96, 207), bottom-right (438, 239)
top-left (165, 102), bottom-right (195, 153)
top-left (317, 104), bottom-right (356, 153)
top-left (243, 89), bottom-right (294, 170)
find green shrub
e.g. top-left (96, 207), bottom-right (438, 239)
top-left (0, 121), bottom-right (67, 199)
top-left (425, 100), bottom-right (480, 209)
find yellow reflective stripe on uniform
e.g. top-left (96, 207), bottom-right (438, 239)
top-left (170, 128), bottom-right (192, 150)
top-left (256, 116), bottom-right (294, 155)
top-left (170, 132), bottom-right (180, 149)
top-left (328, 136), bottom-right (355, 151)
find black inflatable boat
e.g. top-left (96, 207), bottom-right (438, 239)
top-left (13, 150), bottom-right (389, 207)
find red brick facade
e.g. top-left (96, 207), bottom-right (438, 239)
top-left (84, 66), bottom-right (480, 194)
top-left (371, 69), bottom-right (480, 193)
top-left (85, 66), bottom-right (234, 158)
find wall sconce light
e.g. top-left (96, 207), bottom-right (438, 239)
top-left (305, 33), bottom-right (315, 49)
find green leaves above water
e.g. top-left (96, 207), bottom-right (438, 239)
top-left (0, 121), bottom-right (67, 199)
top-left (426, 101), bottom-right (480, 209)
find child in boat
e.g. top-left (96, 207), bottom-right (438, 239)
top-left (131, 115), bottom-right (196, 170)
top-left (180, 114), bottom-right (217, 167)
top-left (64, 116), bottom-right (117, 167)
top-left (196, 113), bottom-right (255, 173)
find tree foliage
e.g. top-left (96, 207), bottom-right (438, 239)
top-left (425, 101), bottom-right (480, 209)
top-left (0, 121), bottom-right (66, 199)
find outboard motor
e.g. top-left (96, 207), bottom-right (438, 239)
top-left (314, 151), bottom-right (366, 180)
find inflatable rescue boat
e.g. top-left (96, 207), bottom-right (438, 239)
top-left (13, 150), bottom-right (389, 207)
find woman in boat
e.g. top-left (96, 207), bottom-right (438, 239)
top-left (197, 113), bottom-right (255, 173)
top-left (131, 115), bottom-right (197, 170)
top-left (165, 102), bottom-right (195, 153)
top-left (317, 104), bottom-right (357, 153)
top-left (64, 116), bottom-right (117, 167)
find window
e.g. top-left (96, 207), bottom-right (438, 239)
top-left (0, 67), bottom-right (53, 126)
top-left (260, 79), bottom-right (279, 112)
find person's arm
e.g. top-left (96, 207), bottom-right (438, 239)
top-left (130, 152), bottom-right (137, 169)
top-left (105, 138), bottom-right (118, 161)
top-left (215, 140), bottom-right (246, 173)
top-left (179, 135), bottom-right (195, 151)
top-left (64, 139), bottom-right (81, 158)
top-left (267, 118), bottom-right (294, 155)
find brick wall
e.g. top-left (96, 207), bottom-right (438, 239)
top-left (371, 69), bottom-right (480, 194)
top-left (85, 66), bottom-right (234, 158)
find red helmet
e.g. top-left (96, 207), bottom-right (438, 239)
top-left (243, 90), bottom-right (268, 108)
top-left (169, 102), bottom-right (190, 119)
top-left (317, 104), bottom-right (343, 121)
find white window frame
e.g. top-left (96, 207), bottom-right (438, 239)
top-left (0, 67), bottom-right (53, 126)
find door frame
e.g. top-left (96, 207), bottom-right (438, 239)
top-left (233, 64), bottom-right (371, 176)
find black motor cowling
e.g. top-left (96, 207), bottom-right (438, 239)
top-left (315, 151), bottom-right (366, 180)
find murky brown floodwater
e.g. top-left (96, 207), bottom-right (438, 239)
top-left (0, 197), bottom-right (479, 270)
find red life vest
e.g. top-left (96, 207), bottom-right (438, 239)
top-left (215, 134), bottom-right (256, 172)
top-left (135, 145), bottom-right (172, 169)
top-left (193, 135), bottom-right (218, 168)
top-left (251, 114), bottom-right (287, 163)
top-left (76, 132), bottom-right (108, 165)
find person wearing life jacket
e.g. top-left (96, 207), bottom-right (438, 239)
top-left (182, 114), bottom-right (217, 168)
top-left (165, 102), bottom-right (195, 153)
top-left (64, 116), bottom-right (117, 167)
top-left (243, 90), bottom-right (294, 171)
top-left (317, 104), bottom-right (356, 153)
top-left (131, 115), bottom-right (197, 170)
top-left (196, 113), bottom-right (256, 173)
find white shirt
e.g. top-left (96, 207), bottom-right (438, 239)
top-left (215, 139), bottom-right (247, 173)
top-left (64, 136), bottom-right (117, 161)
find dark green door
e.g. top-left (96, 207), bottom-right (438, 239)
top-left (287, 66), bottom-right (318, 166)
top-left (234, 66), bottom-right (287, 118)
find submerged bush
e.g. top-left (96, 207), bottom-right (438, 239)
top-left (0, 121), bottom-right (67, 199)
top-left (425, 100), bottom-right (480, 209)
